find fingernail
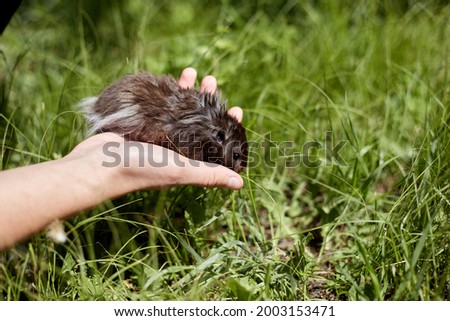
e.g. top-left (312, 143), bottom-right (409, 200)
top-left (228, 176), bottom-right (242, 189)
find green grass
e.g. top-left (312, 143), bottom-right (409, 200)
top-left (1, 0), bottom-right (449, 300)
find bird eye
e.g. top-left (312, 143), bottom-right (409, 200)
top-left (233, 152), bottom-right (241, 160)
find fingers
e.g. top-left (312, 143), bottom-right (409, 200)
top-left (145, 149), bottom-right (244, 190)
top-left (179, 68), bottom-right (217, 94)
top-left (178, 67), bottom-right (243, 123)
top-left (200, 75), bottom-right (217, 93)
top-left (227, 106), bottom-right (243, 123)
top-left (110, 141), bottom-right (245, 192)
top-left (180, 161), bottom-right (244, 190)
top-left (178, 67), bottom-right (197, 89)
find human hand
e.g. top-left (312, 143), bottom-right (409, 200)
top-left (178, 67), bottom-right (243, 123)
top-left (67, 68), bottom-right (244, 194)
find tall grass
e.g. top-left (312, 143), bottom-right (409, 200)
top-left (0, 0), bottom-right (449, 300)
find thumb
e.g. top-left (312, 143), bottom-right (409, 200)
top-left (181, 160), bottom-right (244, 190)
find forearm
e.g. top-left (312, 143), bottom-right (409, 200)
top-left (0, 156), bottom-right (120, 250)
top-left (0, 132), bottom-right (243, 250)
